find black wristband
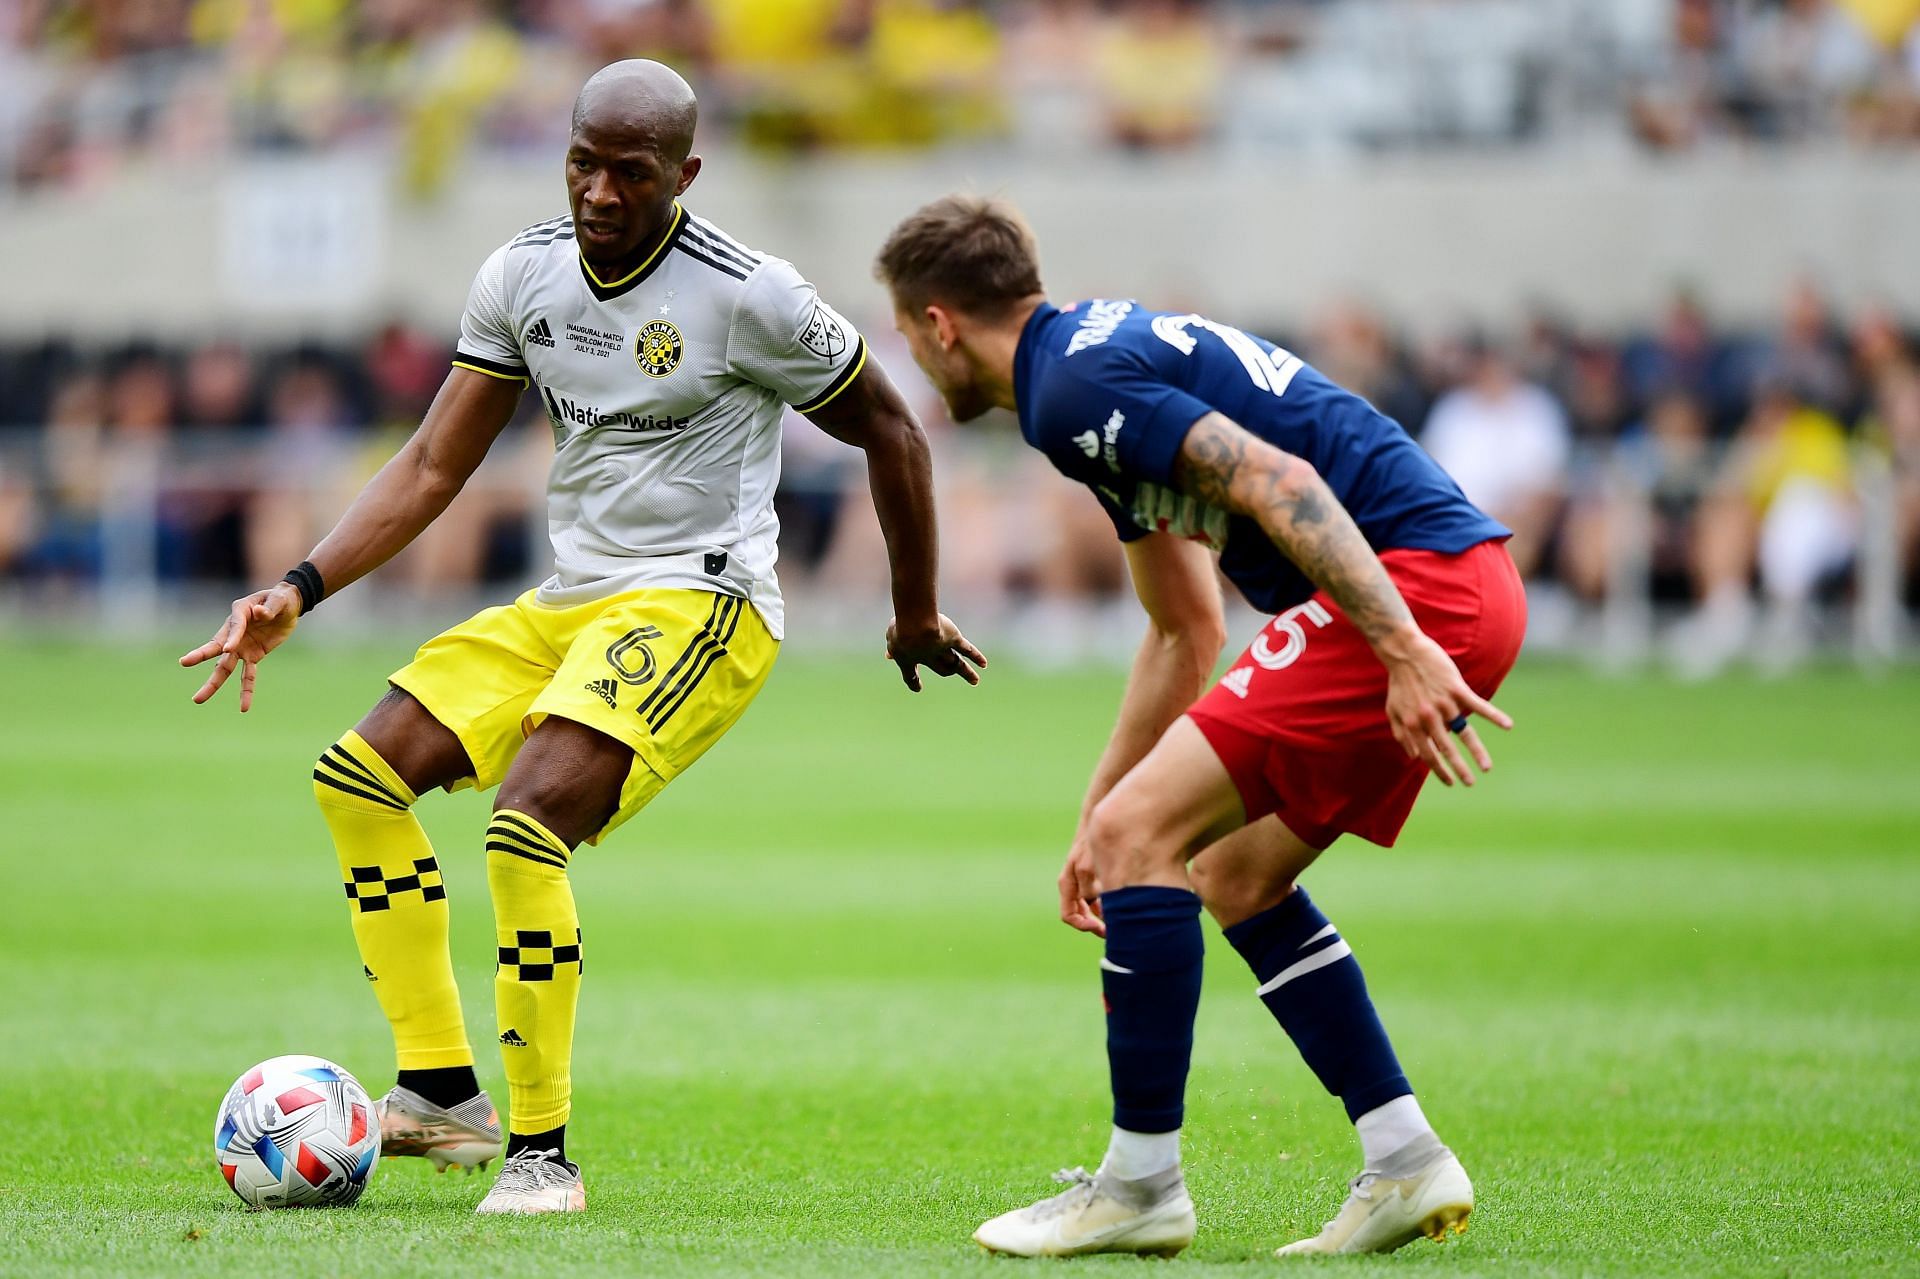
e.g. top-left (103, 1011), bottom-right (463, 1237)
top-left (282, 561), bottom-right (326, 615)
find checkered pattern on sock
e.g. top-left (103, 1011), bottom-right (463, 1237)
top-left (313, 730), bottom-right (474, 1072)
top-left (486, 809), bottom-right (582, 1135)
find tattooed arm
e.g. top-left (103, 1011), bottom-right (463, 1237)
top-left (1171, 411), bottom-right (1512, 785)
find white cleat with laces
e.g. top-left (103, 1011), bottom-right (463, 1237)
top-left (1276, 1133), bottom-right (1472, 1256)
top-left (474, 1148), bottom-right (587, 1215)
top-left (973, 1165), bottom-right (1195, 1258)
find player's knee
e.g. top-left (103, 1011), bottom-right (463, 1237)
top-left (1086, 794), bottom-right (1182, 888)
top-left (492, 765), bottom-right (618, 849)
top-left (495, 721), bottom-right (630, 845)
top-left (1191, 858), bottom-right (1296, 929)
top-left (313, 734), bottom-right (418, 816)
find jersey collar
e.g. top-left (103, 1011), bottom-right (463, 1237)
top-left (579, 202), bottom-right (687, 301)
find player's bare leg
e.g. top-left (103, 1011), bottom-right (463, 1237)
top-left (317, 687), bottom-right (506, 1173)
top-left (474, 716), bottom-right (629, 1215)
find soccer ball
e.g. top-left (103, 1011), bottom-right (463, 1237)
top-left (213, 1054), bottom-right (380, 1208)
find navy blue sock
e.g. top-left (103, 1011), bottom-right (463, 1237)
top-left (1099, 885), bottom-right (1205, 1134)
top-left (1221, 887), bottom-right (1411, 1121)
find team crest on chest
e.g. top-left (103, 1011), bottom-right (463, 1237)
top-left (636, 319), bottom-right (683, 378)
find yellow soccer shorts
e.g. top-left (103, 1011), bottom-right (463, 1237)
top-left (389, 587), bottom-right (777, 843)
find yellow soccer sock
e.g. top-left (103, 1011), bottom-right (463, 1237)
top-left (485, 810), bottom-right (583, 1135)
top-left (313, 730), bottom-right (474, 1071)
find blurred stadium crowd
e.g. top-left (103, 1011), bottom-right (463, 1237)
top-left (7, 0), bottom-right (1920, 193)
top-left (1, 279), bottom-right (1914, 673)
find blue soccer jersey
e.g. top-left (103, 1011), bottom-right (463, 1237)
top-left (1012, 300), bottom-right (1511, 614)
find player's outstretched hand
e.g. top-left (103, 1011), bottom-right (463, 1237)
top-left (884, 613), bottom-right (987, 693)
top-left (1381, 627), bottom-right (1513, 788)
top-left (1058, 836), bottom-right (1105, 937)
top-left (179, 583), bottom-right (303, 712)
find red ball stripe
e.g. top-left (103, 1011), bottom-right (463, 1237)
top-left (294, 1143), bottom-right (331, 1187)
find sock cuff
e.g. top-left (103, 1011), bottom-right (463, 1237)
top-left (314, 732), bottom-right (418, 811)
top-left (1099, 885), bottom-right (1203, 921)
top-left (1101, 885), bottom-right (1204, 971)
top-left (1220, 886), bottom-right (1326, 957)
top-left (486, 810), bottom-right (572, 872)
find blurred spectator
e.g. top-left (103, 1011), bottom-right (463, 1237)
top-left (1767, 278), bottom-right (1853, 415)
top-left (1308, 299), bottom-right (1428, 432)
top-left (31, 370), bottom-right (111, 582)
top-left (1675, 375), bottom-right (1857, 675)
top-left (244, 357), bottom-right (355, 582)
top-left (180, 341), bottom-right (259, 430)
top-left (1561, 388), bottom-right (1721, 607)
top-left (1420, 339), bottom-right (1571, 579)
top-left (1093, 0), bottom-right (1220, 150)
top-left (1621, 289), bottom-right (1748, 431)
top-left (1732, 0), bottom-right (1879, 139)
top-left (364, 320), bottom-right (449, 427)
top-left (566, 0), bottom-right (715, 70)
top-left (1628, 0), bottom-right (1734, 150)
top-left (1853, 310), bottom-right (1920, 603)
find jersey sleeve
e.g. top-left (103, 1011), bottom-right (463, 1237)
top-left (1030, 345), bottom-right (1215, 487)
top-left (727, 258), bottom-right (868, 413)
top-left (451, 245), bottom-right (528, 383)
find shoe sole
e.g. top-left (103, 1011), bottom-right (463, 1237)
top-left (973, 1238), bottom-right (1191, 1259)
top-left (1418, 1201), bottom-right (1472, 1243)
top-left (426, 1143), bottom-right (498, 1174)
top-left (475, 1190), bottom-right (587, 1215)
top-left (972, 1202), bottom-right (1196, 1258)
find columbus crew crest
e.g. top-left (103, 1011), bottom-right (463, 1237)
top-left (636, 319), bottom-right (683, 378)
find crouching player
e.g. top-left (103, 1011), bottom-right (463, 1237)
top-left (875, 197), bottom-right (1525, 1257)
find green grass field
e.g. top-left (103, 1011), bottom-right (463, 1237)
top-left (4, 637), bottom-right (1918, 1277)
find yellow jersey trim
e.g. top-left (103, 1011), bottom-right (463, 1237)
top-left (793, 337), bottom-right (869, 415)
top-left (581, 203), bottom-right (685, 291)
top-left (452, 360), bottom-right (530, 385)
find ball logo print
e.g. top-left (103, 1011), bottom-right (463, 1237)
top-left (636, 319), bottom-right (683, 377)
top-left (1249, 600), bottom-right (1333, 671)
top-left (213, 1054), bottom-right (380, 1208)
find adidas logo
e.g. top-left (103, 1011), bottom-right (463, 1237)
top-left (499, 1028), bottom-right (528, 1047)
top-left (1074, 429), bottom-right (1100, 458)
top-left (1220, 667), bottom-right (1253, 700)
top-left (363, 965), bottom-right (377, 982)
top-left (526, 318), bottom-right (556, 348)
top-left (585, 677), bottom-right (618, 709)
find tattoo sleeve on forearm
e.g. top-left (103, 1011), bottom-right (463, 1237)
top-left (1176, 412), bottom-right (1414, 644)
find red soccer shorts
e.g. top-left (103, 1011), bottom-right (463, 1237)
top-left (1185, 539), bottom-right (1526, 849)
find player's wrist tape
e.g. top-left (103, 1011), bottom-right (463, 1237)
top-left (282, 561), bottom-right (326, 615)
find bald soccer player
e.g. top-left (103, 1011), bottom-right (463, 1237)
top-left (181, 62), bottom-right (984, 1215)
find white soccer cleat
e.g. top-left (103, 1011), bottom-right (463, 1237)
top-left (377, 1086), bottom-right (503, 1173)
top-left (973, 1166), bottom-right (1195, 1258)
top-left (474, 1148), bottom-right (586, 1215)
top-left (1276, 1135), bottom-right (1472, 1256)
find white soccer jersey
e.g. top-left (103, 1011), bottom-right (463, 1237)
top-left (452, 202), bottom-right (869, 639)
